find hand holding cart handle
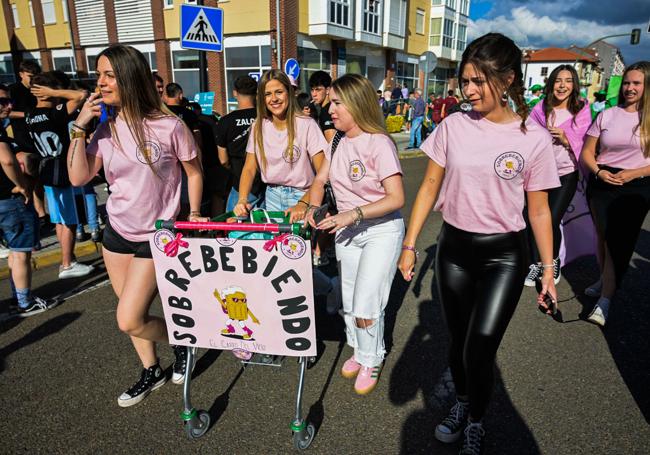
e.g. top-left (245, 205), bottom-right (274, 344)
top-left (155, 219), bottom-right (302, 235)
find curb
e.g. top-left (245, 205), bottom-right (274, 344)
top-left (0, 241), bottom-right (102, 281)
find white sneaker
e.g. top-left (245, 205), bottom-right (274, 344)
top-left (587, 297), bottom-right (610, 327)
top-left (584, 279), bottom-right (602, 298)
top-left (524, 263), bottom-right (542, 287)
top-left (58, 261), bottom-right (94, 279)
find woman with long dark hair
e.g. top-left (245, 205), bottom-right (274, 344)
top-left (234, 69), bottom-right (327, 220)
top-left (68, 45), bottom-right (207, 406)
top-left (524, 64), bottom-right (592, 287)
top-left (581, 61), bottom-right (650, 326)
top-left (398, 33), bottom-right (559, 454)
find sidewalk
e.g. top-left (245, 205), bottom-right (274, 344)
top-left (0, 134), bottom-right (424, 280)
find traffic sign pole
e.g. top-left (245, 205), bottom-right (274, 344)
top-left (198, 0), bottom-right (208, 93)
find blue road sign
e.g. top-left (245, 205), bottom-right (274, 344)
top-left (284, 58), bottom-right (300, 80)
top-left (180, 5), bottom-right (223, 52)
top-left (249, 72), bottom-right (261, 82)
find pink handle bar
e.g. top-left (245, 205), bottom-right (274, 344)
top-left (158, 220), bottom-right (290, 233)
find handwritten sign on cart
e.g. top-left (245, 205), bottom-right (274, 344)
top-left (151, 233), bottom-right (316, 357)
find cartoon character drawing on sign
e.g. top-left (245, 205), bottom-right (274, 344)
top-left (214, 286), bottom-right (260, 340)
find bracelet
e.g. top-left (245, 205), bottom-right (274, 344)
top-left (72, 122), bottom-right (87, 132)
top-left (189, 211), bottom-right (201, 216)
top-left (595, 169), bottom-right (602, 178)
top-left (297, 200), bottom-right (309, 207)
top-left (541, 264), bottom-right (554, 269)
top-left (402, 245), bottom-right (419, 258)
top-left (70, 129), bottom-right (86, 140)
top-left (353, 206), bottom-right (364, 226)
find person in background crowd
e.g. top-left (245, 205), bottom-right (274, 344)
top-left (407, 88), bottom-right (426, 150)
top-left (527, 84), bottom-right (544, 107)
top-left (8, 61), bottom-right (48, 223)
top-left (188, 101), bottom-right (229, 216)
top-left (216, 75), bottom-right (264, 212)
top-left (377, 89), bottom-right (384, 106)
top-left (153, 73), bottom-right (164, 98)
top-left (309, 71), bottom-right (337, 143)
top-left (443, 89), bottom-right (459, 119)
top-left (591, 89), bottom-right (607, 120)
top-left (0, 84), bottom-right (52, 317)
top-left (68, 44), bottom-right (207, 407)
top-left (427, 92), bottom-right (445, 127)
top-left (524, 64), bottom-right (591, 288)
top-left (306, 73), bottom-right (405, 395)
top-left (581, 61), bottom-right (650, 327)
top-left (398, 33), bottom-right (559, 454)
top-left (26, 72), bottom-right (94, 279)
top-left (404, 92), bottom-right (414, 133)
top-left (401, 83), bottom-right (409, 100)
top-left (297, 92), bottom-right (312, 116)
top-left (383, 90), bottom-right (393, 117)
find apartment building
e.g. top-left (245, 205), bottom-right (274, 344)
top-left (0, 0), bottom-right (445, 113)
top-left (427, 0), bottom-right (469, 95)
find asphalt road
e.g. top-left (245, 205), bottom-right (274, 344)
top-left (1, 156), bottom-right (649, 455)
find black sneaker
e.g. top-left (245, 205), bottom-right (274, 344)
top-left (18, 297), bottom-right (56, 318)
top-left (553, 257), bottom-right (561, 285)
top-left (117, 363), bottom-right (167, 407)
top-left (172, 345), bottom-right (196, 384)
top-left (435, 400), bottom-right (470, 443)
top-left (459, 421), bottom-right (485, 455)
top-left (524, 263), bottom-right (542, 287)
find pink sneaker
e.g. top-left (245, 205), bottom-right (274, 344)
top-left (340, 356), bottom-right (361, 379)
top-left (354, 364), bottom-right (382, 395)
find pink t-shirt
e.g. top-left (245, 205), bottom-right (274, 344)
top-left (246, 116), bottom-right (328, 190)
top-left (587, 106), bottom-right (647, 169)
top-left (421, 111), bottom-right (560, 234)
top-left (327, 132), bottom-right (402, 212)
top-left (87, 115), bottom-right (197, 242)
top-left (547, 108), bottom-right (578, 176)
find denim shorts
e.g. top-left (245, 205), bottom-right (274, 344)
top-left (264, 185), bottom-right (305, 212)
top-left (44, 185), bottom-right (80, 225)
top-left (0, 197), bottom-right (40, 252)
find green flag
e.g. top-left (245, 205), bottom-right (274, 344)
top-left (605, 75), bottom-right (622, 108)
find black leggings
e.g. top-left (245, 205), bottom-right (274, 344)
top-left (526, 170), bottom-right (579, 263)
top-left (587, 167), bottom-right (650, 287)
top-left (435, 222), bottom-right (527, 420)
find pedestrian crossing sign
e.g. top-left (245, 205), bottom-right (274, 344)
top-left (180, 4), bottom-right (223, 52)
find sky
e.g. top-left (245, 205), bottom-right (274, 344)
top-left (468, 0), bottom-right (650, 66)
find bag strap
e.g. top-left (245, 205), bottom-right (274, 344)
top-left (330, 130), bottom-right (344, 158)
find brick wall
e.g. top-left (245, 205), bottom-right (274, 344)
top-left (103, 0), bottom-right (118, 44)
top-left (31, 0), bottom-right (53, 71)
top-left (66, 0), bottom-right (87, 77)
top-left (205, 0), bottom-right (226, 114)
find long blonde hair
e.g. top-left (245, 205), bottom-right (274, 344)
top-left (330, 73), bottom-right (396, 146)
top-left (253, 69), bottom-right (300, 170)
top-left (620, 61), bottom-right (650, 158)
top-left (97, 45), bottom-right (179, 173)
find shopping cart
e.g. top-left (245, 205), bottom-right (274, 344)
top-left (151, 211), bottom-right (316, 449)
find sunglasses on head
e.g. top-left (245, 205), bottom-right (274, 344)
top-left (0, 98), bottom-right (14, 106)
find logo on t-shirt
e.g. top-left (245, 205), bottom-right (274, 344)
top-left (494, 152), bottom-right (524, 180)
top-left (136, 141), bottom-right (162, 165)
top-left (280, 235), bottom-right (307, 259)
top-left (349, 160), bottom-right (366, 181)
top-left (282, 145), bottom-right (301, 164)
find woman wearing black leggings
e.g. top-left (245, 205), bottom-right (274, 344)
top-left (398, 33), bottom-right (559, 455)
top-left (524, 64), bottom-right (592, 287)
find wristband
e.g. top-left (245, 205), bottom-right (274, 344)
top-left (541, 264), bottom-right (554, 269)
top-left (70, 129), bottom-right (86, 140)
top-left (72, 122), bottom-right (87, 132)
top-left (402, 245), bottom-right (419, 258)
top-left (297, 200), bottom-right (309, 207)
top-left (595, 169), bottom-right (602, 178)
top-left (352, 206), bottom-right (364, 227)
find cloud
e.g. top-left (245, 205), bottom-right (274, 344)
top-left (467, 6), bottom-right (649, 64)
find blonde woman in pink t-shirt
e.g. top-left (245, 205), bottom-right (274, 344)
top-left (581, 61), bottom-right (650, 327)
top-left (68, 45), bottom-right (207, 407)
top-left (306, 74), bottom-right (405, 395)
top-left (398, 34), bottom-right (559, 454)
top-left (234, 70), bottom-right (328, 221)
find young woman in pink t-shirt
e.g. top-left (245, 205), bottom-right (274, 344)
top-left (398, 34), bottom-right (559, 453)
top-left (524, 65), bottom-right (592, 286)
top-left (234, 70), bottom-right (327, 220)
top-left (68, 45), bottom-right (207, 407)
top-left (581, 61), bottom-right (650, 327)
top-left (306, 74), bottom-right (405, 395)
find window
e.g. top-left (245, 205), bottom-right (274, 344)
top-left (164, 0), bottom-right (174, 7)
top-left (297, 47), bottom-right (331, 93)
top-left (541, 67), bottom-right (548, 77)
top-left (429, 17), bottom-right (441, 46)
top-left (362, 0), bottom-right (380, 34)
top-left (396, 61), bottom-right (418, 89)
top-left (459, 0), bottom-right (469, 15)
top-left (415, 8), bottom-right (425, 35)
top-left (329, 0), bottom-right (350, 27)
top-left (28, 1), bottom-right (35, 26)
top-left (12, 5), bottom-right (20, 28)
top-left (431, 0), bottom-right (442, 5)
top-left (456, 24), bottom-right (466, 51)
top-left (442, 18), bottom-right (454, 48)
top-left (446, 0), bottom-right (456, 9)
top-left (0, 59), bottom-right (15, 84)
top-left (42, 0), bottom-right (56, 24)
top-left (53, 56), bottom-right (75, 76)
top-left (62, 0), bottom-right (68, 22)
top-left (223, 44), bottom-right (272, 111)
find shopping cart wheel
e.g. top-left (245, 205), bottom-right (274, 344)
top-left (185, 410), bottom-right (210, 440)
top-left (292, 422), bottom-right (315, 450)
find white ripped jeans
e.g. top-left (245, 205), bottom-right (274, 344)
top-left (335, 216), bottom-right (404, 367)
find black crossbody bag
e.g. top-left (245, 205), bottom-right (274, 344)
top-left (324, 131), bottom-right (344, 214)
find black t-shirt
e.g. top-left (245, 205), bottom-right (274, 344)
top-left (167, 105), bottom-right (200, 132)
top-left (25, 105), bottom-right (71, 159)
top-left (311, 102), bottom-right (335, 133)
top-left (196, 113), bottom-right (219, 169)
top-left (9, 82), bottom-right (37, 152)
top-left (0, 124), bottom-right (15, 200)
top-left (215, 107), bottom-right (263, 194)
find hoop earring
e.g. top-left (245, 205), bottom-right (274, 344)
top-left (501, 90), bottom-right (509, 104)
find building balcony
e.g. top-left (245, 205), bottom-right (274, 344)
top-left (309, 0), bottom-right (355, 40)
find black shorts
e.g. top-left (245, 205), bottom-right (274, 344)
top-left (102, 218), bottom-right (152, 258)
